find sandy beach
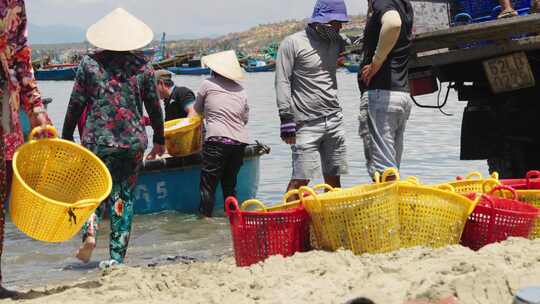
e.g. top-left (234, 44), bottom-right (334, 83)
top-left (6, 237), bottom-right (540, 304)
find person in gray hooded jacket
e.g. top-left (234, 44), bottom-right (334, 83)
top-left (275, 0), bottom-right (350, 193)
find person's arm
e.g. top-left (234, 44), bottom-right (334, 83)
top-left (141, 68), bottom-right (165, 159)
top-left (191, 81), bottom-right (207, 117)
top-left (181, 88), bottom-right (197, 117)
top-left (62, 59), bottom-right (89, 141)
top-left (372, 10), bottom-right (402, 66)
top-left (12, 2), bottom-right (50, 129)
top-left (360, 10), bottom-right (402, 86)
top-left (275, 38), bottom-right (296, 144)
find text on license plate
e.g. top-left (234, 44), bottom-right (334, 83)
top-left (483, 52), bottom-right (535, 94)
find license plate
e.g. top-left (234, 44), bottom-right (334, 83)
top-left (483, 52), bottom-right (535, 94)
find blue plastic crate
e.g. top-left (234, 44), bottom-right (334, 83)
top-left (451, 0), bottom-right (530, 25)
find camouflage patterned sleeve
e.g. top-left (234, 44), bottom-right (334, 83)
top-left (12, 1), bottom-right (44, 116)
top-left (62, 58), bottom-right (89, 141)
top-left (142, 67), bottom-right (164, 145)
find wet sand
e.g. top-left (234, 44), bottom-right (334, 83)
top-left (8, 237), bottom-right (540, 304)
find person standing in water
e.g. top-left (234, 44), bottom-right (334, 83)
top-left (62, 8), bottom-right (165, 268)
top-left (358, 0), bottom-right (414, 180)
top-left (190, 51), bottom-right (249, 217)
top-left (0, 0), bottom-right (52, 299)
top-left (275, 0), bottom-right (350, 192)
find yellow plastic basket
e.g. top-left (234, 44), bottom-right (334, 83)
top-left (164, 116), bottom-right (202, 157)
top-left (434, 171), bottom-right (500, 195)
top-left (397, 182), bottom-right (477, 248)
top-left (300, 182), bottom-right (401, 255)
top-left (10, 126), bottom-right (112, 243)
top-left (515, 191), bottom-right (540, 239)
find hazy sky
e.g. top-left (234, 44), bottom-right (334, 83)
top-left (26, 0), bottom-right (367, 37)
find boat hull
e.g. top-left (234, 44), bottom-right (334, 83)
top-left (167, 67), bottom-right (211, 75)
top-left (134, 156), bottom-right (260, 215)
top-left (35, 67), bottom-right (77, 81)
top-left (345, 64), bottom-right (360, 73)
top-left (244, 64), bottom-right (275, 73)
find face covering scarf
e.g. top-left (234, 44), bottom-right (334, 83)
top-left (312, 23), bottom-right (343, 42)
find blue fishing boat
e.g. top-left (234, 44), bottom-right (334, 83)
top-left (133, 143), bottom-right (270, 215)
top-left (244, 59), bottom-right (275, 73)
top-left (344, 63), bottom-right (360, 73)
top-left (35, 67), bottom-right (77, 81)
top-left (167, 66), bottom-right (211, 75)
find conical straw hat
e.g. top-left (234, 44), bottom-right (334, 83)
top-left (201, 50), bottom-right (245, 81)
top-left (86, 8), bottom-right (153, 51)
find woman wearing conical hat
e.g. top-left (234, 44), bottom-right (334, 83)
top-left (190, 51), bottom-right (249, 217)
top-left (61, 8), bottom-right (165, 267)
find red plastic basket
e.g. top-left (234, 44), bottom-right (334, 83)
top-left (461, 185), bottom-right (539, 250)
top-left (500, 170), bottom-right (540, 190)
top-left (225, 196), bottom-right (311, 267)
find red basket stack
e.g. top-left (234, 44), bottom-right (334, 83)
top-left (225, 196), bottom-right (311, 267)
top-left (501, 170), bottom-right (540, 190)
top-left (461, 185), bottom-right (539, 250)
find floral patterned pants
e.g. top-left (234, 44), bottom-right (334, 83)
top-left (0, 131), bottom-right (5, 284)
top-left (81, 146), bottom-right (143, 263)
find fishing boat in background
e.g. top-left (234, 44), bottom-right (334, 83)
top-left (167, 66), bottom-right (211, 75)
top-left (344, 63), bottom-right (360, 73)
top-left (244, 59), bottom-right (275, 73)
top-left (133, 143), bottom-right (270, 215)
top-left (35, 65), bottom-right (78, 81)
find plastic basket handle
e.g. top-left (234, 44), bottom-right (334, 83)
top-left (436, 184), bottom-right (455, 192)
top-left (240, 199), bottom-right (268, 212)
top-left (481, 179), bottom-right (502, 194)
top-left (282, 189), bottom-right (301, 203)
top-left (225, 196), bottom-right (241, 215)
top-left (29, 125), bottom-right (58, 141)
top-left (381, 168), bottom-right (400, 182)
top-left (313, 184), bottom-right (336, 192)
top-left (464, 171), bottom-right (483, 180)
top-left (373, 172), bottom-right (381, 184)
top-left (488, 185), bottom-right (518, 201)
top-left (405, 176), bottom-right (420, 185)
top-left (298, 186), bottom-right (320, 208)
top-left (70, 199), bottom-right (97, 209)
top-left (526, 170), bottom-right (540, 187)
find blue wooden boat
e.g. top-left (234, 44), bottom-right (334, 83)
top-left (345, 64), bottom-right (360, 73)
top-left (35, 67), bottom-right (77, 81)
top-left (167, 66), bottom-right (211, 75)
top-left (244, 62), bottom-right (275, 73)
top-left (133, 144), bottom-right (270, 215)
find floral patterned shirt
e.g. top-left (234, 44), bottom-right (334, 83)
top-left (0, 0), bottom-right (45, 160)
top-left (62, 51), bottom-right (164, 151)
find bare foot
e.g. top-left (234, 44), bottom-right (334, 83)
top-left (75, 236), bottom-right (96, 263)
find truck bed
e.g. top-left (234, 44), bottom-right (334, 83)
top-left (410, 14), bottom-right (540, 69)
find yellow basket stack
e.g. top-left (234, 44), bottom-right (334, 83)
top-left (164, 116), bottom-right (202, 157)
top-left (300, 182), bottom-right (401, 255)
top-left (293, 168), bottom-right (477, 254)
top-left (10, 126), bottom-right (112, 243)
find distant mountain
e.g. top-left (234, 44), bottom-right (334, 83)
top-left (28, 23), bottom-right (86, 45)
top-left (164, 15), bottom-right (365, 56)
